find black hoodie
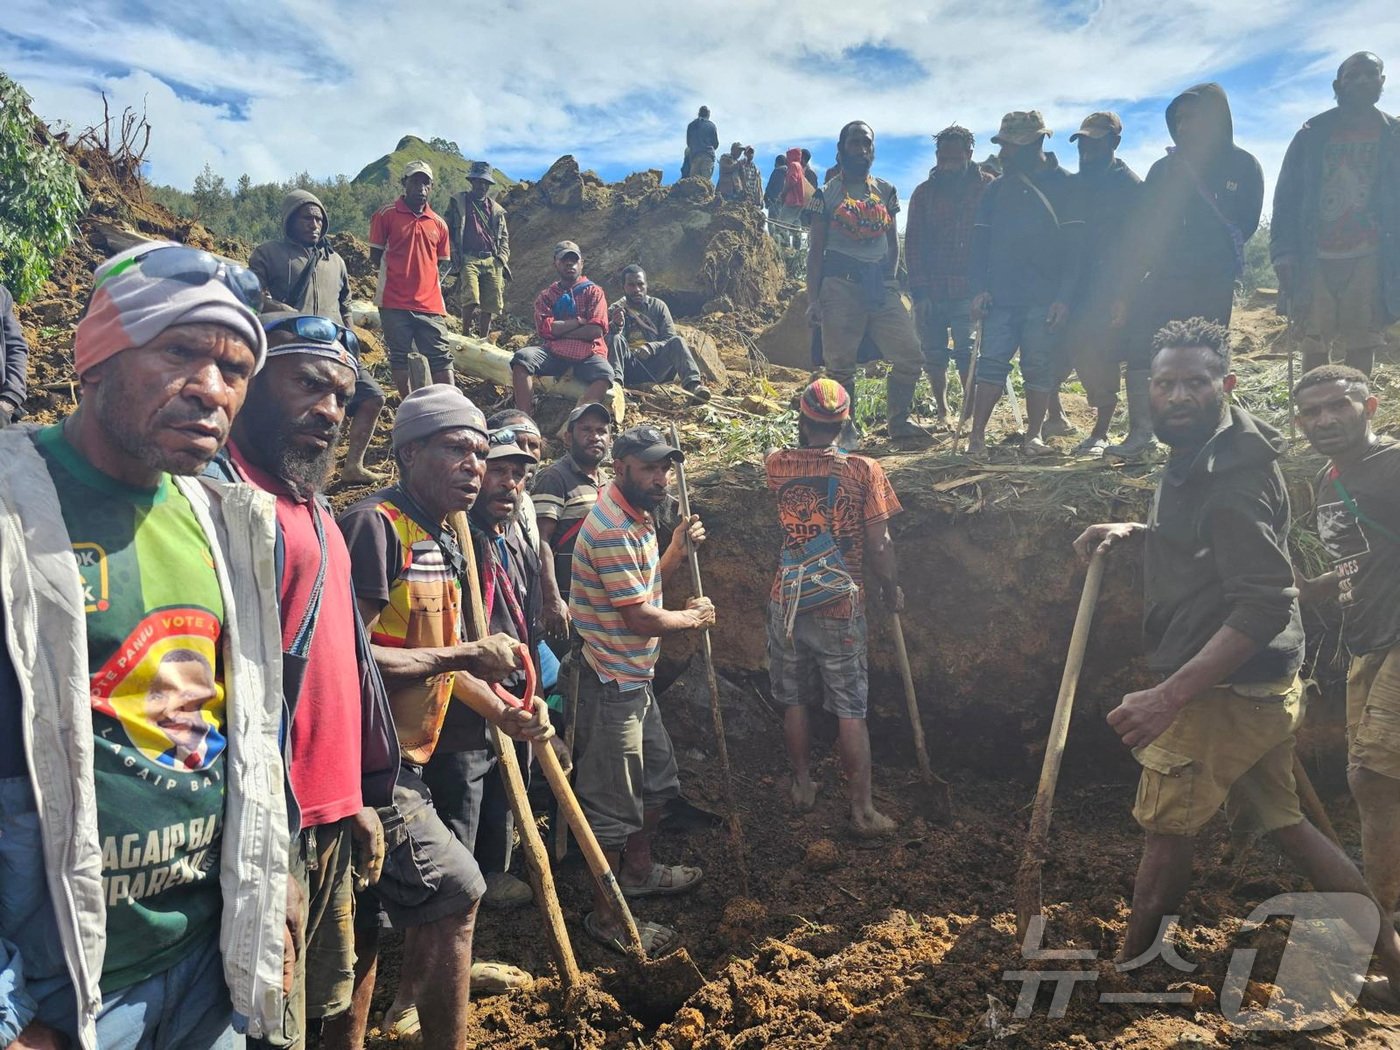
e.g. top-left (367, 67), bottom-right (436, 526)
top-left (1144, 406), bottom-right (1304, 684)
top-left (1129, 84), bottom-right (1264, 285)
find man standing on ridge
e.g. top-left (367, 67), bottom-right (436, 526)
top-left (807, 121), bottom-right (931, 446)
top-left (369, 160), bottom-right (454, 398)
top-left (685, 107), bottom-right (719, 182)
top-left (1273, 52), bottom-right (1399, 377)
top-left (250, 189), bottom-right (386, 484)
top-left (1109, 84), bottom-right (1264, 458)
top-left (446, 161), bottom-right (511, 341)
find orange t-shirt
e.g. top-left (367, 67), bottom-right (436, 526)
top-left (765, 447), bottom-right (901, 615)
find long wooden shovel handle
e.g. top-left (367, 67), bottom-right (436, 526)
top-left (1015, 550), bottom-right (1107, 942)
top-left (552, 657), bottom-right (581, 862)
top-left (891, 612), bottom-right (932, 779)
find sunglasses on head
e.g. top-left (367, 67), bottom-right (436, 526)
top-left (264, 314), bottom-right (361, 357)
top-left (489, 428), bottom-right (523, 447)
top-left (95, 245), bottom-right (263, 310)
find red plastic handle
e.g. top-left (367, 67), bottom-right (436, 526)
top-left (490, 641), bottom-right (537, 711)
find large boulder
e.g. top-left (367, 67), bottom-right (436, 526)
top-left (498, 156), bottom-right (784, 322)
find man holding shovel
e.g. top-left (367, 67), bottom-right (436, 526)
top-left (569, 426), bottom-right (712, 956)
top-left (766, 378), bottom-right (902, 838)
top-left (1074, 318), bottom-right (1400, 998)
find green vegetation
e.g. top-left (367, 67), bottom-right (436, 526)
top-left (0, 73), bottom-right (85, 302)
top-left (148, 135), bottom-right (514, 247)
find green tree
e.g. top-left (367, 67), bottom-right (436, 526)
top-left (0, 72), bottom-right (85, 302)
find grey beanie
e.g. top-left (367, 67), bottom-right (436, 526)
top-left (393, 385), bottom-right (487, 449)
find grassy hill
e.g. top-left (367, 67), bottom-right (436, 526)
top-left (352, 135), bottom-right (514, 194)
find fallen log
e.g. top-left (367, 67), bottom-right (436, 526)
top-left (350, 300), bottom-right (625, 421)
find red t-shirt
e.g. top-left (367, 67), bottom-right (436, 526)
top-left (369, 198), bottom-right (450, 313)
top-left (229, 444), bottom-right (363, 828)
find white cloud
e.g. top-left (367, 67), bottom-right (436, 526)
top-left (3, 0), bottom-right (1394, 225)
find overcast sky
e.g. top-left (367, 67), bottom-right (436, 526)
top-left (3, 0), bottom-right (1396, 220)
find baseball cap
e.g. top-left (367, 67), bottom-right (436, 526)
top-left (612, 426), bottom-right (684, 463)
top-left (991, 111), bottom-right (1053, 146)
top-left (566, 402), bottom-right (613, 429)
top-left (799, 378), bottom-right (851, 423)
top-left (485, 428), bottom-right (540, 462)
top-left (553, 240), bottom-right (582, 260)
top-left (1069, 112), bottom-right (1123, 141)
top-left (403, 160), bottom-right (434, 181)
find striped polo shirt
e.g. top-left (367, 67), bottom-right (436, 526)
top-left (570, 481), bottom-right (661, 683)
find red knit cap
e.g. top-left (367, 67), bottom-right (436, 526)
top-left (799, 378), bottom-right (850, 423)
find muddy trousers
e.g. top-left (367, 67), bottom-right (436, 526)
top-left (819, 274), bottom-right (923, 431)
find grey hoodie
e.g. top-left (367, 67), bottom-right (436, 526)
top-left (1144, 405), bottom-right (1304, 684)
top-left (248, 190), bottom-right (352, 326)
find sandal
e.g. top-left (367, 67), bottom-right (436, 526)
top-left (619, 862), bottom-right (704, 898)
top-left (471, 959), bottom-right (533, 995)
top-left (583, 910), bottom-right (682, 957)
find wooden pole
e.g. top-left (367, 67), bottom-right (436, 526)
top-left (1014, 550), bottom-right (1107, 942)
top-left (406, 354), bottom-right (581, 993)
top-left (668, 423), bottom-right (750, 895)
top-left (890, 613), bottom-right (933, 779)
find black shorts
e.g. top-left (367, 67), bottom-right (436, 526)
top-left (511, 345), bottom-right (616, 386)
top-left (357, 764), bottom-right (485, 930)
top-left (349, 365), bottom-right (384, 416)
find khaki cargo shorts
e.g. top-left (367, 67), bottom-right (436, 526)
top-left (1347, 643), bottom-right (1400, 780)
top-left (458, 256), bottom-right (505, 315)
top-left (1132, 677), bottom-right (1304, 837)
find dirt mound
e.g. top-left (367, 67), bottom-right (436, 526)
top-left (495, 156), bottom-right (784, 321)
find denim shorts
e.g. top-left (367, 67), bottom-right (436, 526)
top-left (510, 345), bottom-right (616, 386)
top-left (975, 303), bottom-right (1063, 392)
top-left (766, 601), bottom-right (869, 719)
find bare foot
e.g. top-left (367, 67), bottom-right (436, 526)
top-left (340, 463), bottom-right (386, 485)
top-left (851, 806), bottom-right (896, 838)
top-left (789, 777), bottom-right (820, 812)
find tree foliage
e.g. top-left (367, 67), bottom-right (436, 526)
top-left (0, 73), bottom-right (85, 302)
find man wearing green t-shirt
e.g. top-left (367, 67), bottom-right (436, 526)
top-left (0, 243), bottom-right (289, 1050)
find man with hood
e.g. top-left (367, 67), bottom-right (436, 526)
top-left (1273, 52), bottom-right (1399, 377)
top-left (445, 161), bottom-right (511, 341)
top-left (905, 124), bottom-right (996, 425)
top-left (1109, 84), bottom-right (1264, 458)
top-left (776, 148), bottom-right (808, 249)
top-left (250, 190), bottom-right (386, 484)
top-left (1075, 318), bottom-right (1400, 1001)
top-left (1064, 112), bottom-right (1142, 456)
top-left (685, 107), bottom-right (719, 181)
top-left (806, 121), bottom-right (930, 446)
top-left (966, 111), bottom-right (1085, 457)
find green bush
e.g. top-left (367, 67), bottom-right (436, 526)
top-left (0, 73), bottom-right (85, 302)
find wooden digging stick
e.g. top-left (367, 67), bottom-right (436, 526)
top-left (668, 422), bottom-right (750, 895)
top-left (890, 612), bottom-right (933, 779)
top-left (1292, 752), bottom-right (1343, 848)
top-left (405, 354), bottom-right (581, 993)
top-left (552, 649), bottom-right (582, 862)
top-left (952, 321), bottom-right (982, 455)
top-left (1014, 550), bottom-right (1107, 943)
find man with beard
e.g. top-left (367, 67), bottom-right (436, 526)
top-left (532, 402), bottom-right (612, 639)
top-left (607, 265), bottom-right (710, 400)
top-left (1108, 85), bottom-right (1263, 458)
top-left (966, 110), bottom-right (1085, 457)
top-left (767, 379), bottom-right (902, 837)
top-left (1074, 319), bottom-right (1400, 1000)
top-left (1274, 53), bottom-right (1399, 377)
top-left (807, 121), bottom-right (930, 445)
top-left (570, 426), bottom-right (712, 956)
top-left (335, 386), bottom-right (552, 1047)
top-left (1293, 364), bottom-right (1400, 923)
top-left (215, 313), bottom-right (394, 1049)
top-left (0, 243), bottom-right (289, 1049)
top-left (1064, 112), bottom-right (1142, 456)
top-left (249, 190), bottom-right (386, 484)
top-left (905, 124), bottom-right (996, 425)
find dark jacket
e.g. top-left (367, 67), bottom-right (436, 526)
top-left (248, 189), bottom-right (353, 327)
top-left (1144, 406), bottom-right (1304, 684)
top-left (969, 152), bottom-right (1084, 308)
top-left (1271, 106), bottom-right (1400, 325)
top-left (1126, 84), bottom-right (1264, 287)
top-left (0, 283), bottom-right (28, 415)
top-left (445, 190), bottom-right (511, 273)
top-left (764, 166), bottom-right (786, 209)
top-left (686, 116), bottom-right (719, 157)
top-left (1072, 157), bottom-right (1141, 309)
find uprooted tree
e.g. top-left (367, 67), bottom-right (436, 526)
top-left (0, 72), bottom-right (85, 303)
